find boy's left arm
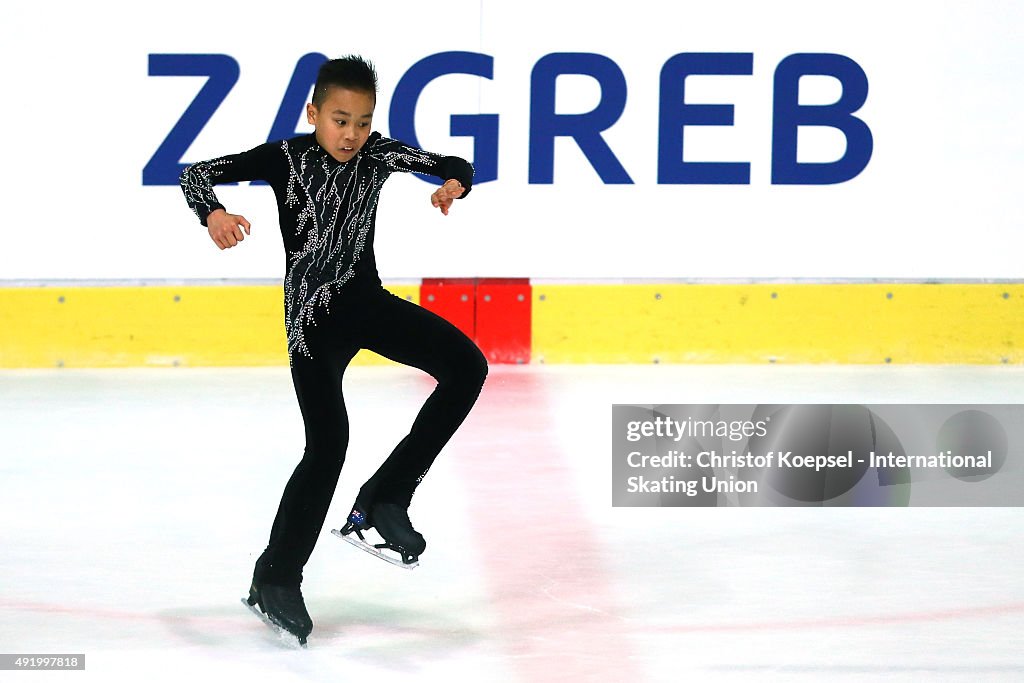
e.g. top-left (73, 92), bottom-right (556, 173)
top-left (364, 134), bottom-right (474, 214)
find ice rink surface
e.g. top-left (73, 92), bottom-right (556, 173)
top-left (1, 364), bottom-right (1022, 682)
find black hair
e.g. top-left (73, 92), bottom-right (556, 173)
top-left (312, 55), bottom-right (378, 107)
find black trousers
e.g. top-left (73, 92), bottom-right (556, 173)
top-left (255, 283), bottom-right (488, 585)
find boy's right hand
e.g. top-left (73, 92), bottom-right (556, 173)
top-left (207, 209), bottom-right (251, 250)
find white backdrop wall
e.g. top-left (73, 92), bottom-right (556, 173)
top-left (1, 1), bottom-right (1021, 280)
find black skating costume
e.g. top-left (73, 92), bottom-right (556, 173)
top-left (181, 132), bottom-right (487, 589)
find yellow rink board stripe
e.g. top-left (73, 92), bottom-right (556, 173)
top-left (2, 282), bottom-right (1023, 367)
top-left (0, 284), bottom-right (419, 368)
top-left (531, 283), bottom-right (1024, 364)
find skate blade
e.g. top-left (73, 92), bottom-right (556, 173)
top-left (241, 597), bottom-right (308, 648)
top-left (331, 528), bottom-right (419, 569)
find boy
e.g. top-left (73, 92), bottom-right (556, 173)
top-left (179, 55), bottom-right (487, 645)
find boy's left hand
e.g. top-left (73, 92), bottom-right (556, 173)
top-left (431, 179), bottom-right (465, 216)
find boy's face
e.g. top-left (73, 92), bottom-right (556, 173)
top-left (306, 86), bottom-right (375, 163)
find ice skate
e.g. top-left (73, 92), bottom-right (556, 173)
top-left (243, 581), bottom-right (312, 647)
top-left (332, 501), bottom-right (425, 569)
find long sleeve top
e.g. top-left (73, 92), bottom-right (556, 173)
top-left (180, 132), bottom-right (474, 361)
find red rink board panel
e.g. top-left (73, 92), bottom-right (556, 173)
top-left (419, 278), bottom-right (532, 364)
top-left (476, 278), bottom-right (531, 365)
top-left (420, 278), bottom-right (476, 340)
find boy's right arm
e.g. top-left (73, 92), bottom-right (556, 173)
top-left (179, 142), bottom-right (279, 250)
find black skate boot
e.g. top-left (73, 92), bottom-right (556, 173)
top-left (332, 500), bottom-right (425, 568)
top-left (244, 581), bottom-right (313, 646)
top-left (372, 503), bottom-right (426, 558)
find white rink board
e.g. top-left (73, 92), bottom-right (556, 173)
top-left (0, 1), bottom-right (1021, 280)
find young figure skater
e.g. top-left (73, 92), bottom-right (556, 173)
top-left (179, 55), bottom-right (487, 645)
